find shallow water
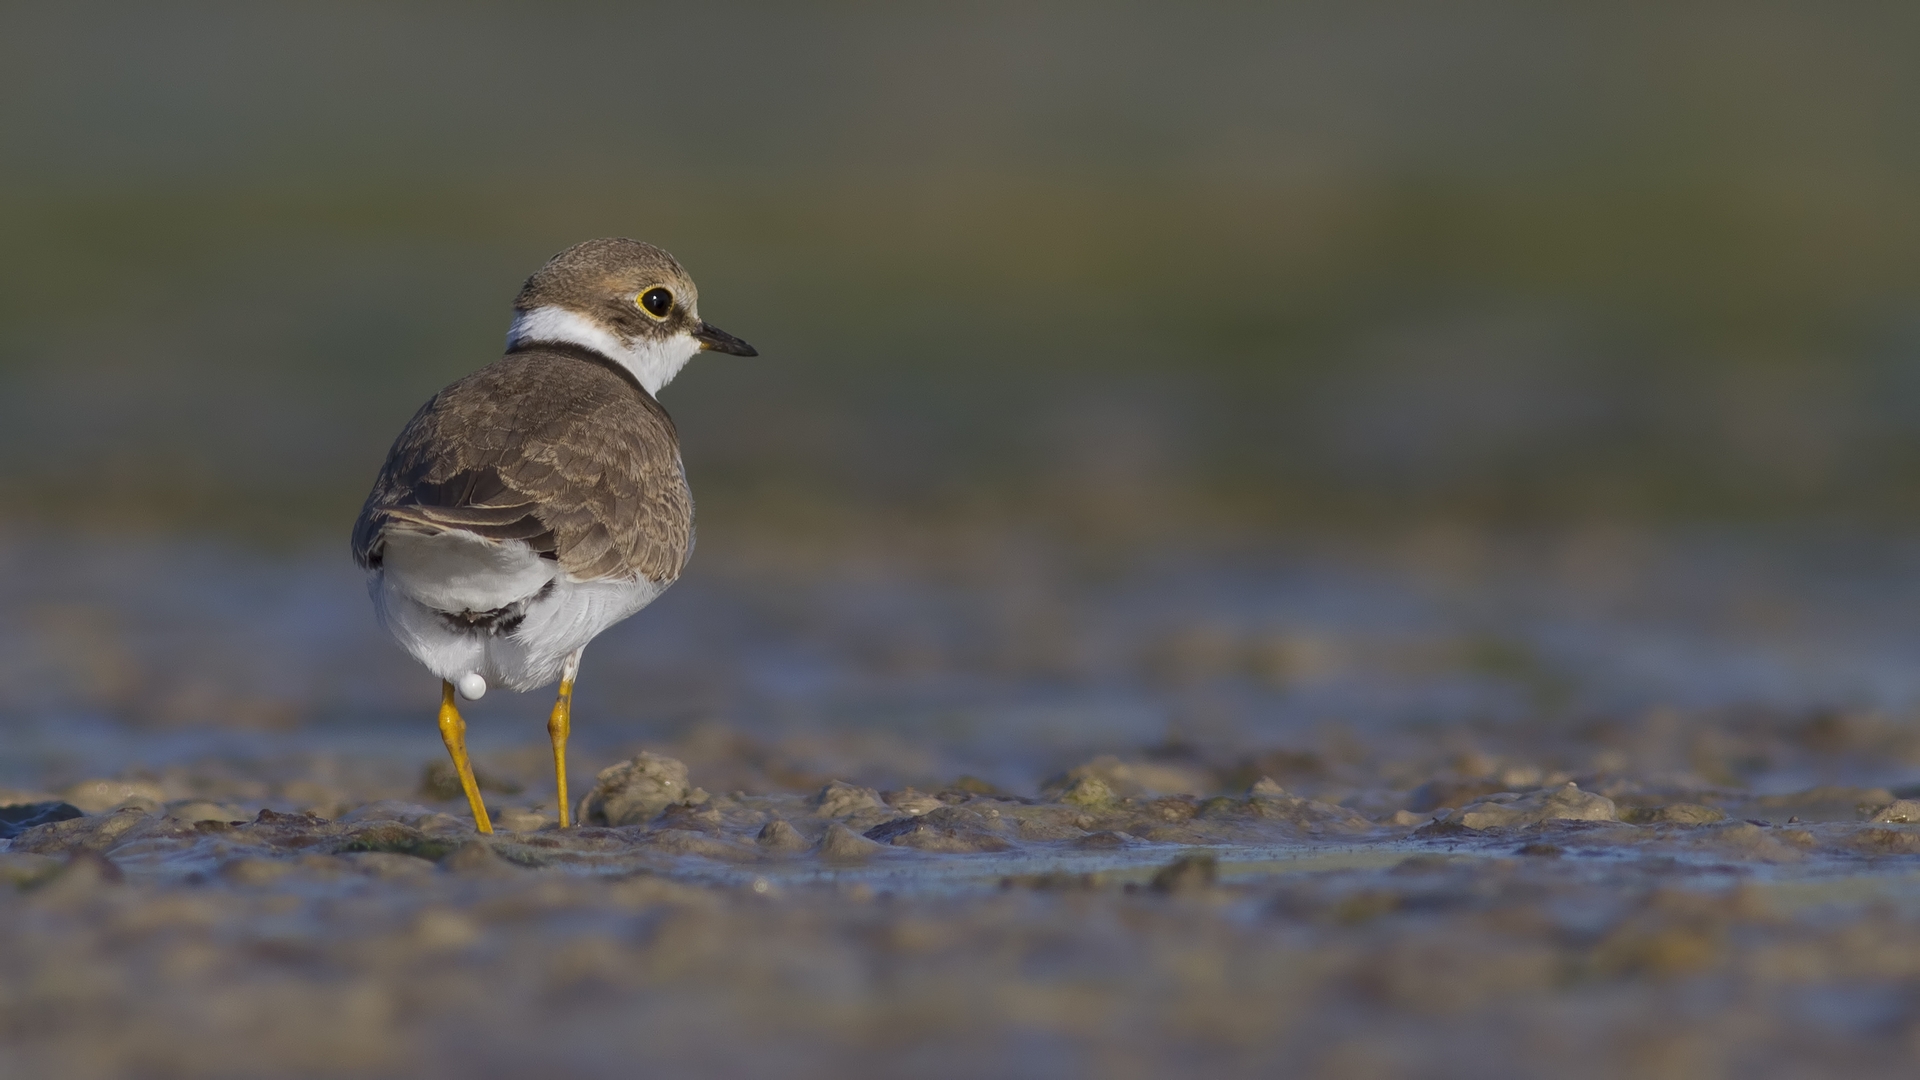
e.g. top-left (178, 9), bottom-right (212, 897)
top-left (7, 523), bottom-right (1920, 1077)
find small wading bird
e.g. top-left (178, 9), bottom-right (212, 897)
top-left (351, 239), bottom-right (756, 833)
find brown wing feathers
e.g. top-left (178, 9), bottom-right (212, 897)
top-left (351, 349), bottom-right (692, 585)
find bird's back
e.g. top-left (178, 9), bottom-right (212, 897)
top-left (352, 344), bottom-right (693, 587)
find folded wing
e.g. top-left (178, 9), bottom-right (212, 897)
top-left (351, 349), bottom-right (693, 589)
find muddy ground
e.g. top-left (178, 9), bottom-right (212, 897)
top-left (6, 525), bottom-right (1920, 1078)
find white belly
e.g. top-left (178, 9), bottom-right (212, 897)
top-left (370, 530), bottom-right (668, 694)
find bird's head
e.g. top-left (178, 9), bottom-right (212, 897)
top-left (506, 237), bottom-right (757, 395)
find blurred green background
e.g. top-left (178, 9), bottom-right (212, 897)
top-left (4, 1), bottom-right (1919, 544)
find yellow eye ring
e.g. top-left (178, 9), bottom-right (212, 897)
top-left (638, 288), bottom-right (673, 319)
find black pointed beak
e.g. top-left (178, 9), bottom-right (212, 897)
top-left (693, 321), bottom-right (758, 356)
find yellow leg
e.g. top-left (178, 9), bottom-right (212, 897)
top-left (437, 680), bottom-right (493, 834)
top-left (549, 649), bottom-right (581, 828)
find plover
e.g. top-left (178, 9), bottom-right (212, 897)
top-left (351, 238), bottom-right (756, 833)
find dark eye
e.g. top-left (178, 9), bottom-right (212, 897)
top-left (639, 288), bottom-right (673, 318)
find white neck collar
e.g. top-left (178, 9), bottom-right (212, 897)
top-left (506, 306), bottom-right (699, 396)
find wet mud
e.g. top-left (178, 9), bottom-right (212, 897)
top-left (8, 746), bottom-right (1920, 1079)
top-left (8, 527), bottom-right (1920, 1077)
